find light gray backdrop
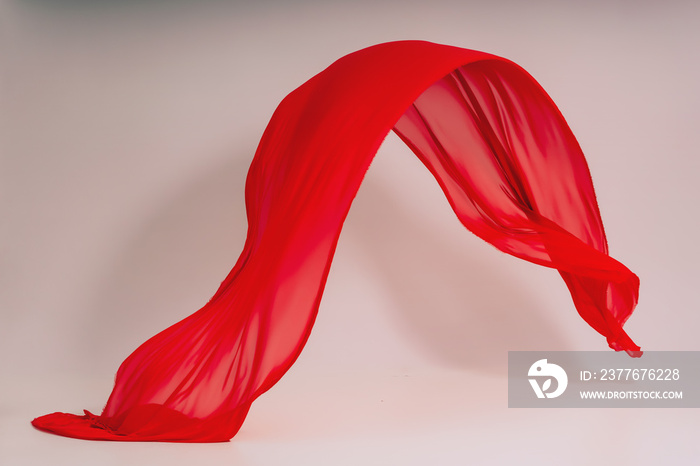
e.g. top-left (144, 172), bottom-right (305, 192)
top-left (2, 0), bottom-right (699, 464)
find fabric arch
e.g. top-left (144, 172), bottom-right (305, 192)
top-left (32, 41), bottom-right (640, 442)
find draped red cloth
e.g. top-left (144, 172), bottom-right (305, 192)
top-left (32, 41), bottom-right (640, 442)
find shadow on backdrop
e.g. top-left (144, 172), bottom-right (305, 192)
top-left (348, 177), bottom-right (570, 375)
top-left (79, 150), bottom-right (251, 374)
top-left (80, 142), bottom-right (570, 379)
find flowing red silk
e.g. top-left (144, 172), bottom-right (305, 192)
top-left (32, 41), bottom-right (640, 442)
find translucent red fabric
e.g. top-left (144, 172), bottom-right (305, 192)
top-left (32, 41), bottom-right (640, 442)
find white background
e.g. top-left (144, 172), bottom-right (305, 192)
top-left (2, 0), bottom-right (699, 464)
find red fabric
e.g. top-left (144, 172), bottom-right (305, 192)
top-left (32, 41), bottom-right (640, 442)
